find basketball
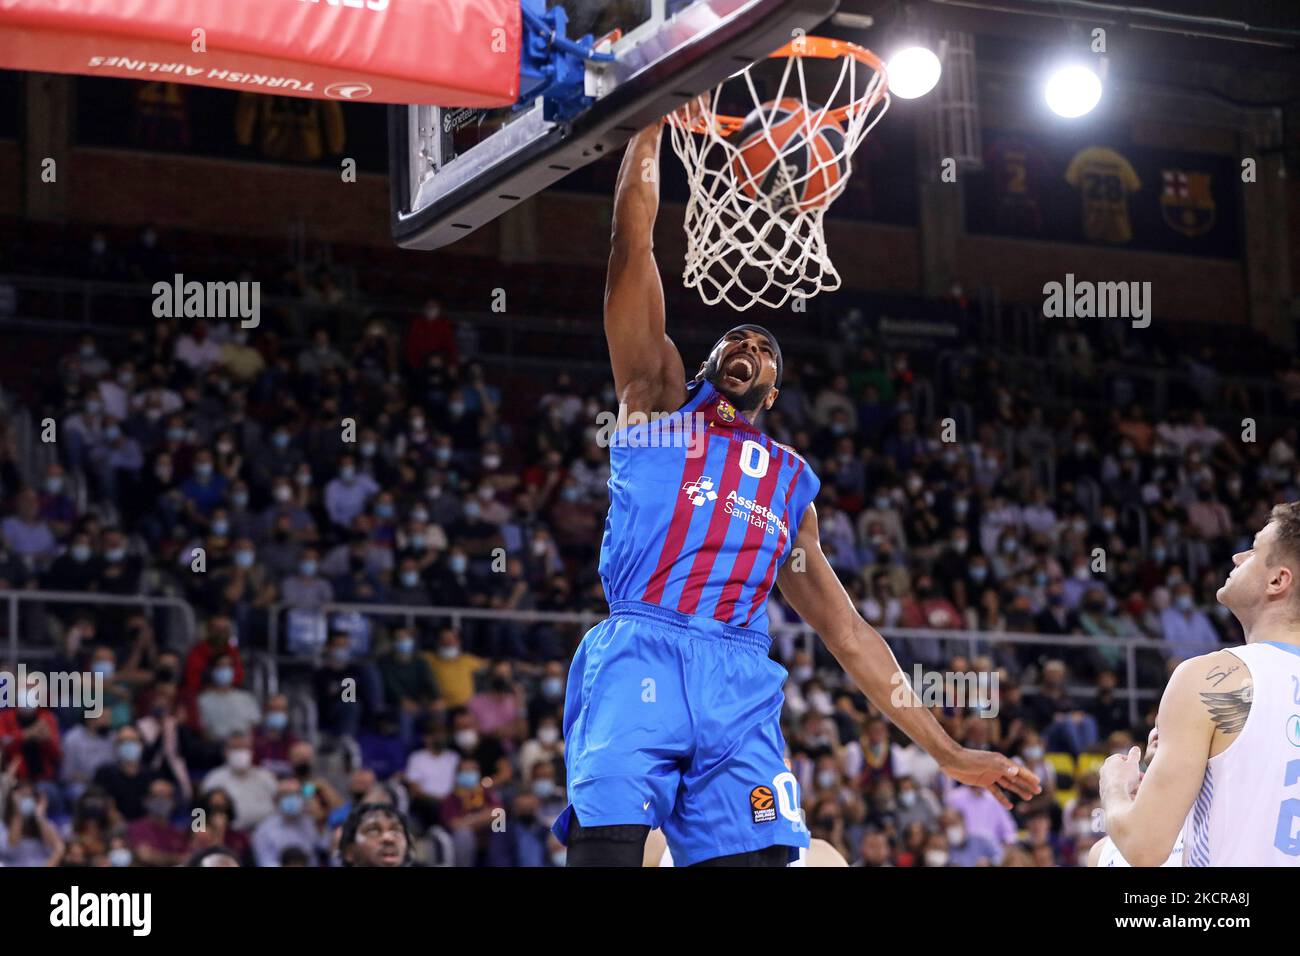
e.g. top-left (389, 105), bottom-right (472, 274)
top-left (731, 97), bottom-right (847, 213)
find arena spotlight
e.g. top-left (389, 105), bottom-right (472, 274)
top-left (885, 45), bottom-right (942, 99)
top-left (1044, 63), bottom-right (1103, 118)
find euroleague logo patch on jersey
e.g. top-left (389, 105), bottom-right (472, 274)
top-left (750, 785), bottom-right (776, 823)
top-left (682, 477), bottom-right (718, 507)
top-left (716, 397), bottom-right (736, 423)
top-left (1287, 713), bottom-right (1300, 748)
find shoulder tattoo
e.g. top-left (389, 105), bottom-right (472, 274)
top-left (1199, 682), bottom-right (1253, 735)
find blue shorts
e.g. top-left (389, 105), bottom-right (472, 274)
top-left (552, 599), bottom-right (807, 866)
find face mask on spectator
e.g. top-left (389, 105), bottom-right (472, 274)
top-left (118, 740), bottom-right (143, 763)
top-left (532, 778), bottom-right (557, 799)
top-left (561, 487), bottom-right (581, 503)
top-left (108, 847), bottom-right (133, 868)
top-left (212, 519), bottom-right (230, 537)
top-left (360, 442), bottom-right (377, 458)
top-left (541, 676), bottom-right (564, 699)
top-left (105, 547), bottom-right (126, 563)
top-left (873, 496), bottom-right (891, 511)
top-left (217, 441), bottom-right (234, 455)
top-left (434, 448), bottom-right (452, 464)
top-left (945, 826), bottom-right (965, 846)
top-left (235, 550), bottom-right (255, 568)
top-left (18, 796), bottom-right (36, 818)
top-left (299, 560), bottom-right (318, 577)
top-left (951, 537), bottom-right (968, 554)
top-left (924, 849), bottom-right (949, 867)
top-left (1175, 594), bottom-right (1194, 611)
top-left (1152, 547), bottom-right (1167, 563)
top-left (454, 730), bottom-right (479, 751)
top-left (279, 793), bottom-right (305, 817)
top-left (456, 770), bottom-right (480, 790)
top-left (266, 711), bottom-right (288, 732)
top-left (899, 790), bottom-right (917, 808)
top-left (46, 476), bottom-right (63, 494)
top-left (91, 660), bottom-right (115, 677)
top-left (232, 491), bottom-right (249, 509)
top-left (463, 502), bottom-right (482, 520)
top-left (792, 665), bottom-right (813, 684)
top-left (448, 401), bottom-right (466, 418)
top-left (816, 769), bottom-right (838, 790)
top-left (272, 432), bottom-right (291, 449)
top-left (228, 748), bottom-right (253, 771)
top-left (329, 647), bottom-right (350, 665)
top-left (340, 466), bottom-right (356, 482)
top-left (969, 566), bottom-right (988, 583)
top-left (1001, 539), bottom-right (1017, 555)
top-left (376, 503), bottom-right (395, 519)
top-left (296, 471), bottom-right (312, 487)
top-left (146, 797), bottom-right (173, 819)
top-left (449, 555), bottom-right (468, 575)
top-left (400, 570), bottom-right (420, 589)
top-left (1023, 745), bottom-right (1044, 761)
top-left (439, 644), bottom-right (460, 660)
top-left (71, 544), bottom-right (92, 562)
top-left (482, 454), bottom-right (501, 470)
top-left (538, 725), bottom-right (560, 746)
top-left (395, 636), bottom-right (416, 655)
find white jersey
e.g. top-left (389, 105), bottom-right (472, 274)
top-left (1096, 829), bottom-right (1184, 867)
top-left (1182, 641), bottom-right (1300, 866)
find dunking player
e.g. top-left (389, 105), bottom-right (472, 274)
top-left (551, 118), bottom-right (1040, 868)
top-left (1100, 503), bottom-right (1300, 866)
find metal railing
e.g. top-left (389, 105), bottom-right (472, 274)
top-left (1, 589), bottom-right (198, 667)
top-left (265, 601), bottom-right (1179, 727)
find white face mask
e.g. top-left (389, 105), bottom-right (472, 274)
top-left (538, 726), bottom-right (560, 746)
top-left (924, 849), bottom-right (950, 867)
top-left (228, 749), bottom-right (253, 771)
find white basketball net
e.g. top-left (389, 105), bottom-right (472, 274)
top-left (666, 41), bottom-right (889, 311)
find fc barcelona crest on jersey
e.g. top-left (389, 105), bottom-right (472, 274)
top-left (1161, 169), bottom-right (1216, 238)
top-left (717, 398), bottom-right (736, 423)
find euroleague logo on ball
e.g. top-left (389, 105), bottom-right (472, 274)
top-left (325, 81), bottom-right (373, 100)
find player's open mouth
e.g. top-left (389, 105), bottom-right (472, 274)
top-left (722, 351), bottom-right (756, 386)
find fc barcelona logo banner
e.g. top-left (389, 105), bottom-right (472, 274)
top-left (1161, 169), bottom-right (1216, 238)
top-left (966, 126), bottom-right (1240, 258)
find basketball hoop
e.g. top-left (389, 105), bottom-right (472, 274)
top-left (665, 36), bottom-right (889, 311)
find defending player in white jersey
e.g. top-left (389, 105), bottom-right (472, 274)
top-left (1088, 727), bottom-right (1184, 867)
top-left (1099, 502), bottom-right (1300, 866)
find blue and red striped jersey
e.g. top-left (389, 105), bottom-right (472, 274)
top-left (598, 379), bottom-right (821, 635)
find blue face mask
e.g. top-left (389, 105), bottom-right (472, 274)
top-left (118, 741), bottom-right (143, 763)
top-left (265, 711), bottom-right (289, 731)
top-left (212, 666), bottom-right (235, 687)
top-left (456, 771), bottom-right (480, 790)
top-left (279, 793), bottom-right (305, 817)
top-left (108, 847), bottom-right (133, 868)
top-left (542, 677), bottom-right (564, 699)
top-left (299, 561), bottom-right (317, 577)
top-left (400, 571), bottom-right (420, 588)
top-left (235, 550), bottom-right (255, 568)
top-left (376, 503), bottom-right (395, 519)
top-left (91, 660), bottom-right (115, 677)
top-left (395, 638), bottom-right (416, 655)
top-left (212, 520), bottom-right (230, 537)
top-left (17, 796), bottom-right (36, 818)
top-left (970, 566), bottom-right (988, 582)
top-left (449, 556), bottom-right (468, 575)
top-left (532, 779), bottom-right (556, 799)
top-left (71, 544), bottom-right (92, 562)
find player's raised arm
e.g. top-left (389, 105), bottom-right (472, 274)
top-left (605, 122), bottom-right (686, 417)
top-left (1100, 653), bottom-right (1221, 867)
top-left (776, 504), bottom-right (1041, 808)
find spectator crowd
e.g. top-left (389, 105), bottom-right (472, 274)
top-left (1, 228), bottom-right (1298, 867)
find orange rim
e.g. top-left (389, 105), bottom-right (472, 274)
top-left (666, 37), bottom-right (888, 136)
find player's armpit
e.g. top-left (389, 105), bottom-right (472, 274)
top-left (1104, 655), bottom-right (1219, 867)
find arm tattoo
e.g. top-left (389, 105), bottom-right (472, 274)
top-left (1205, 664), bottom-right (1239, 689)
top-left (1199, 683), bottom-right (1253, 735)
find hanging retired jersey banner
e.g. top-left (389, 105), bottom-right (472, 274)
top-left (965, 127), bottom-right (1240, 258)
